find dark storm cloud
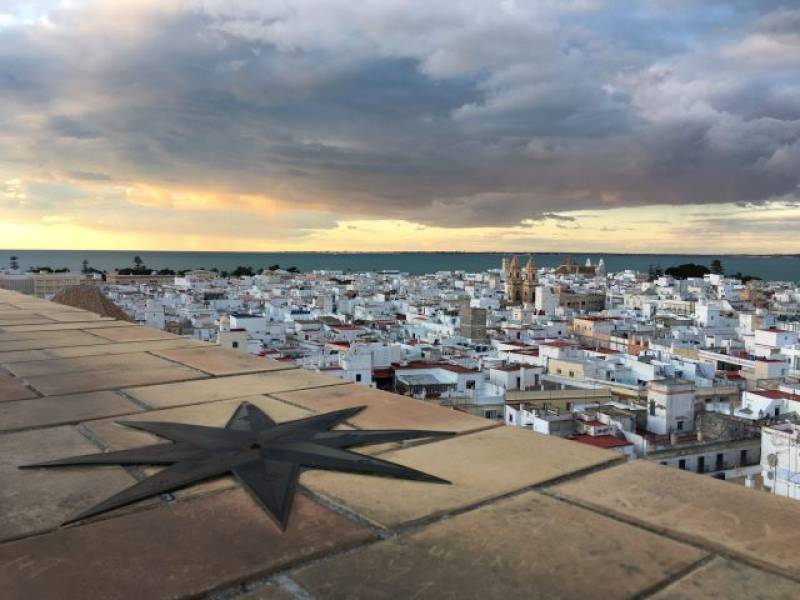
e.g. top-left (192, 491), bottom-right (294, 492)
top-left (0, 0), bottom-right (799, 227)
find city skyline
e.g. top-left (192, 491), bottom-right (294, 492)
top-left (2, 1), bottom-right (799, 252)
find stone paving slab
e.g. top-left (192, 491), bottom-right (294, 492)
top-left (6, 352), bottom-right (186, 378)
top-left (272, 383), bottom-right (498, 434)
top-left (0, 349), bottom-right (52, 364)
top-left (0, 489), bottom-right (376, 600)
top-left (152, 346), bottom-right (290, 375)
top-left (550, 460), bottom-right (800, 579)
top-left (290, 490), bottom-right (706, 600)
top-left (23, 364), bottom-right (207, 396)
top-left (301, 425), bottom-right (619, 528)
top-left (86, 326), bottom-right (182, 342)
top-left (0, 426), bottom-right (136, 542)
top-left (0, 321), bottom-right (131, 333)
top-left (0, 373), bottom-right (38, 402)
top-left (0, 391), bottom-right (143, 432)
top-left (652, 557), bottom-right (800, 600)
top-left (45, 337), bottom-right (205, 358)
top-left (125, 370), bottom-right (348, 409)
top-left (0, 330), bottom-right (112, 351)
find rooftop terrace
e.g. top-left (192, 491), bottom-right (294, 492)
top-left (2, 288), bottom-right (800, 598)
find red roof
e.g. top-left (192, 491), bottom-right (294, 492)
top-left (569, 434), bottom-right (631, 449)
top-left (399, 361), bottom-right (479, 374)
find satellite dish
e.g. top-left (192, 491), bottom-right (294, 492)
top-left (768, 453), bottom-right (778, 467)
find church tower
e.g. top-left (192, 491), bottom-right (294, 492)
top-left (505, 255), bottom-right (522, 304)
top-left (522, 255), bottom-right (537, 306)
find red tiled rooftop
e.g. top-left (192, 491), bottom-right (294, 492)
top-left (569, 434), bottom-right (631, 449)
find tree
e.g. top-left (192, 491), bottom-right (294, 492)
top-left (710, 259), bottom-right (724, 275)
top-left (286, 266), bottom-right (300, 273)
top-left (9, 255), bottom-right (18, 270)
top-left (157, 268), bottom-right (176, 275)
top-left (133, 255), bottom-right (146, 272)
top-left (81, 259), bottom-right (90, 274)
top-left (268, 264), bottom-right (280, 271)
top-left (231, 266), bottom-right (254, 277)
top-left (664, 263), bottom-right (710, 279)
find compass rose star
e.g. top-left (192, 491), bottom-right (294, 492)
top-left (21, 403), bottom-right (454, 530)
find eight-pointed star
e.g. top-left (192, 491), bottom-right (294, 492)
top-left (21, 403), bottom-right (454, 530)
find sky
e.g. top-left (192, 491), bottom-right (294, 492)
top-left (1, 0), bottom-right (799, 253)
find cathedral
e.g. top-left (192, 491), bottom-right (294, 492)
top-left (503, 255), bottom-right (537, 306)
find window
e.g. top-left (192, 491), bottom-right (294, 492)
top-left (715, 453), bottom-right (724, 470)
top-left (775, 407), bottom-right (780, 417)
top-left (697, 456), bottom-right (705, 473)
top-left (355, 374), bottom-right (362, 383)
top-left (678, 459), bottom-right (686, 470)
top-left (740, 449), bottom-right (748, 465)
top-left (466, 380), bottom-right (476, 390)
top-left (677, 421), bottom-right (684, 431)
top-left (649, 401), bottom-right (656, 416)
top-left (508, 414), bottom-right (513, 423)
top-left (231, 341), bottom-right (239, 349)
top-left (568, 371), bottom-right (575, 378)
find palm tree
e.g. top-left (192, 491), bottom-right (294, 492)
top-left (9, 255), bottom-right (18, 270)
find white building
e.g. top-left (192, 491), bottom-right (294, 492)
top-left (761, 422), bottom-right (800, 500)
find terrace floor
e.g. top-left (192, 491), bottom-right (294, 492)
top-left (1, 289), bottom-right (799, 599)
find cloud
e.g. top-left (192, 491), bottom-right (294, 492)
top-left (0, 0), bottom-right (798, 239)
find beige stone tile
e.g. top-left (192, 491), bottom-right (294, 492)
top-left (45, 337), bottom-right (204, 358)
top-left (0, 321), bottom-right (130, 333)
top-left (0, 349), bottom-right (53, 364)
top-left (301, 425), bottom-right (619, 528)
top-left (652, 557), bottom-right (800, 600)
top-left (0, 330), bottom-right (111, 351)
top-left (34, 311), bottom-right (111, 322)
top-left (152, 346), bottom-right (290, 375)
top-left (0, 373), bottom-right (38, 402)
top-left (0, 391), bottom-right (143, 432)
top-left (87, 326), bottom-right (180, 342)
top-left (273, 383), bottom-right (497, 434)
top-left (0, 489), bottom-right (375, 600)
top-left (6, 351), bottom-right (183, 378)
top-left (24, 364), bottom-right (207, 396)
top-left (0, 425), bottom-right (136, 542)
top-left (291, 490), bottom-right (706, 600)
top-left (550, 460), bottom-right (800, 578)
top-left (125, 370), bottom-right (347, 408)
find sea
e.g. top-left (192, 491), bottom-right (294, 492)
top-left (1, 250), bottom-right (799, 281)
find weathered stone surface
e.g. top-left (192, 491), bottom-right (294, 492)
top-left (301, 425), bottom-right (619, 528)
top-left (550, 460), bottom-right (800, 578)
top-left (46, 338), bottom-right (204, 358)
top-left (125, 370), bottom-right (347, 408)
top-left (291, 490), bottom-right (706, 600)
top-left (0, 391), bottom-right (142, 432)
top-left (86, 326), bottom-right (181, 342)
top-left (152, 346), bottom-right (290, 375)
top-left (24, 364), bottom-right (206, 396)
top-left (0, 489), bottom-right (375, 600)
top-left (652, 557), bottom-right (800, 600)
top-left (0, 349), bottom-right (52, 364)
top-left (6, 352), bottom-right (187, 378)
top-left (0, 426), bottom-right (136, 542)
top-left (0, 373), bottom-right (37, 402)
top-left (0, 330), bottom-right (111, 352)
top-left (0, 321), bottom-right (129, 333)
top-left (272, 383), bottom-right (497, 434)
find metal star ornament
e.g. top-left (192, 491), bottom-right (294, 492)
top-left (21, 403), bottom-right (454, 530)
